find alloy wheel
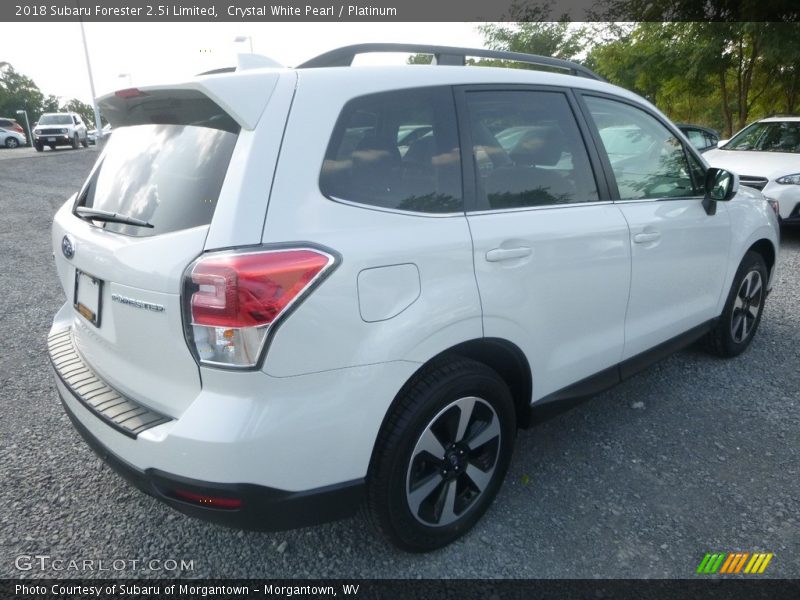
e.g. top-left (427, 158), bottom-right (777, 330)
top-left (405, 396), bottom-right (501, 527)
top-left (730, 270), bottom-right (763, 343)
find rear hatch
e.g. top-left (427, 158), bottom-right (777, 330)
top-left (52, 88), bottom-right (242, 418)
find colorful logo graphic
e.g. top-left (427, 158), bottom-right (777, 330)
top-left (696, 552), bottom-right (774, 574)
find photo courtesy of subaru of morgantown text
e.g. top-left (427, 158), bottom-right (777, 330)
top-left (48, 44), bottom-right (779, 552)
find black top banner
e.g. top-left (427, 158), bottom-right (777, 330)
top-left (3, 0), bottom-right (800, 22)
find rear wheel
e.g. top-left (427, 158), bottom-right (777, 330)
top-left (366, 357), bottom-right (515, 552)
top-left (706, 251), bottom-right (768, 357)
top-left (5, 137), bottom-right (19, 148)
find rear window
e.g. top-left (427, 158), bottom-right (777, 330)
top-left (320, 87), bottom-right (462, 214)
top-left (76, 123), bottom-right (237, 237)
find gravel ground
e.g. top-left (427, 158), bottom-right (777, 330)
top-left (0, 146), bottom-right (797, 579)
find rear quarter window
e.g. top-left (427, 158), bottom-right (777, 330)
top-left (320, 87), bottom-right (462, 214)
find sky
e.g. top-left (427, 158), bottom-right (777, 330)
top-left (3, 22), bottom-right (486, 103)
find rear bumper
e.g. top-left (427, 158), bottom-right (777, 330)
top-left (57, 378), bottom-right (364, 531)
top-left (47, 317), bottom-right (413, 530)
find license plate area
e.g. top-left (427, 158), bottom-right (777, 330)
top-left (47, 137), bottom-right (56, 142)
top-left (73, 269), bottom-right (103, 327)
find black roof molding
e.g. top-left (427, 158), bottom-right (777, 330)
top-left (297, 43), bottom-right (604, 81)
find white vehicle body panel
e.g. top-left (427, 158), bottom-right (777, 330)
top-left (51, 204), bottom-right (205, 417)
top-left (468, 204), bottom-right (630, 400)
top-left (616, 199), bottom-right (732, 359)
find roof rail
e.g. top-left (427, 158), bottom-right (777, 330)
top-left (296, 43), bottom-right (604, 81)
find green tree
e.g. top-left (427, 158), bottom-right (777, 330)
top-left (0, 64), bottom-right (46, 121)
top-left (60, 98), bottom-right (95, 128)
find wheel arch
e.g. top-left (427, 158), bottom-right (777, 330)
top-left (747, 238), bottom-right (776, 281)
top-left (371, 338), bottom-right (533, 469)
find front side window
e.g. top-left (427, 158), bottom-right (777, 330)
top-left (320, 87), bottom-right (462, 214)
top-left (586, 96), bottom-right (700, 200)
top-left (465, 90), bottom-right (599, 210)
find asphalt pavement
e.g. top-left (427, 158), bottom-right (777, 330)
top-left (0, 145), bottom-right (797, 579)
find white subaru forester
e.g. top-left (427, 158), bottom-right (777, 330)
top-left (48, 44), bottom-right (779, 552)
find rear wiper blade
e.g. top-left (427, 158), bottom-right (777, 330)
top-left (75, 207), bottom-right (154, 228)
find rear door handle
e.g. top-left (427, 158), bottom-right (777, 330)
top-left (485, 247), bottom-right (532, 262)
top-left (633, 231), bottom-right (661, 244)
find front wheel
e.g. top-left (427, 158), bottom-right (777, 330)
top-left (34, 142), bottom-right (43, 152)
top-left (71, 134), bottom-right (80, 149)
top-left (366, 357), bottom-right (516, 552)
top-left (706, 251), bottom-right (768, 357)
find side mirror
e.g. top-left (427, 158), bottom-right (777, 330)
top-left (716, 139), bottom-right (728, 148)
top-left (703, 167), bottom-right (739, 215)
top-left (706, 167), bottom-right (738, 201)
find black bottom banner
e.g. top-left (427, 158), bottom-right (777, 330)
top-left (2, 579), bottom-right (800, 600)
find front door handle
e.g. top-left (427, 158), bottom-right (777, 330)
top-left (633, 231), bottom-right (661, 244)
top-left (485, 247), bottom-right (532, 262)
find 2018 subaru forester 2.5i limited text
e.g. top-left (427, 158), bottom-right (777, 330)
top-left (48, 44), bottom-right (779, 552)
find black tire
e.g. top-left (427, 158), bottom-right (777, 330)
top-left (5, 137), bottom-right (19, 149)
top-left (71, 134), bottom-right (80, 149)
top-left (81, 136), bottom-right (89, 148)
top-left (34, 142), bottom-right (43, 152)
top-left (366, 357), bottom-right (516, 552)
top-left (48, 145), bottom-right (55, 150)
top-left (706, 251), bottom-right (768, 357)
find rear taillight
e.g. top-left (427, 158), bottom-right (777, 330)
top-left (12, 124), bottom-right (24, 134)
top-left (183, 247), bottom-right (335, 368)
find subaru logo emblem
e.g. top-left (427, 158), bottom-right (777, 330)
top-left (62, 235), bottom-right (75, 259)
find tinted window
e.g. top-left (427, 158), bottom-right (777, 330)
top-left (725, 121), bottom-right (800, 153)
top-left (465, 91), bottom-right (599, 210)
top-left (684, 128), bottom-right (706, 149)
top-left (586, 97), bottom-right (701, 200)
top-left (77, 124), bottom-right (237, 237)
top-left (320, 87), bottom-right (462, 213)
top-left (39, 114), bottom-right (73, 126)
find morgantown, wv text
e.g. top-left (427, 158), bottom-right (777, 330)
top-left (15, 583), bottom-right (360, 597)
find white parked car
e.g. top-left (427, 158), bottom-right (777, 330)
top-left (0, 126), bottom-right (26, 148)
top-left (48, 44), bottom-right (780, 552)
top-left (705, 116), bottom-right (800, 224)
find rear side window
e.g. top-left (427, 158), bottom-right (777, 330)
top-left (320, 87), bottom-right (462, 214)
top-left (465, 90), bottom-right (599, 210)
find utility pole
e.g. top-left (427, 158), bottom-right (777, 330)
top-left (77, 0), bottom-right (103, 135)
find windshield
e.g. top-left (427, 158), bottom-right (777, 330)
top-left (77, 124), bottom-right (237, 237)
top-left (39, 114), bottom-right (73, 125)
top-left (725, 121), bottom-right (800, 153)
